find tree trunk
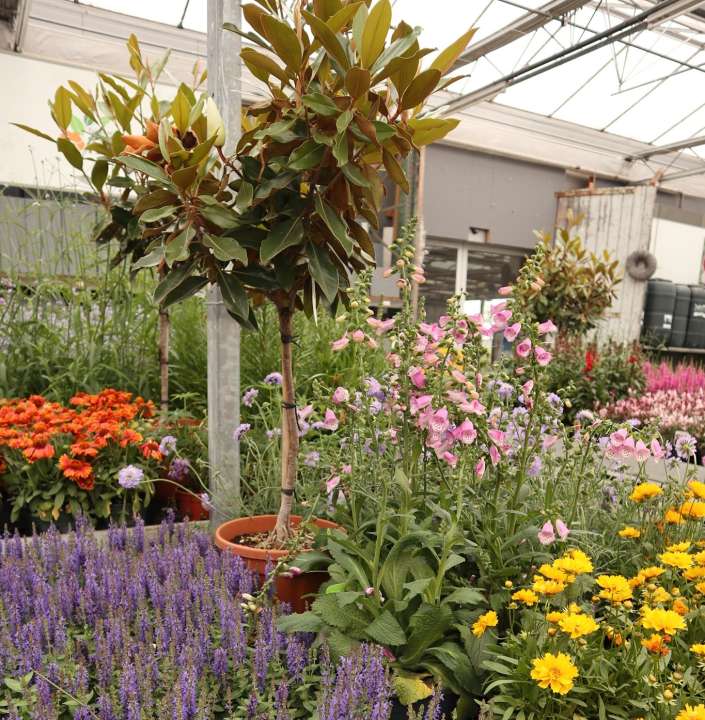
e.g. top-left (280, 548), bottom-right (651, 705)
top-left (271, 306), bottom-right (298, 544)
top-left (158, 307), bottom-right (170, 416)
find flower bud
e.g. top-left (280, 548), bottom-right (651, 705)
top-left (204, 97), bottom-right (226, 147)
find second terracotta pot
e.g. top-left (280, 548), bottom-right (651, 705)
top-left (214, 514), bottom-right (338, 612)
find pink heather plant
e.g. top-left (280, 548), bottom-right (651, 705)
top-left (644, 361), bottom-right (705, 393)
top-left (604, 388), bottom-right (705, 441)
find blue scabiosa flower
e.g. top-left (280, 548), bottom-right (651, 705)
top-left (264, 372), bottom-right (282, 385)
top-left (118, 465), bottom-right (143, 489)
top-left (168, 457), bottom-right (190, 482)
top-left (233, 423), bottom-right (251, 441)
top-left (158, 435), bottom-right (177, 456)
top-left (242, 388), bottom-right (259, 407)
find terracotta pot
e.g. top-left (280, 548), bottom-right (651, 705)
top-left (214, 514), bottom-right (338, 612)
top-left (175, 489), bottom-right (209, 521)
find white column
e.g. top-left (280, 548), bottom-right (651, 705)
top-left (207, 0), bottom-right (242, 527)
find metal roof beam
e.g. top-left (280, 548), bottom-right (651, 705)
top-left (627, 134), bottom-right (705, 160)
top-left (438, 0), bottom-right (705, 116)
top-left (451, 0), bottom-right (593, 68)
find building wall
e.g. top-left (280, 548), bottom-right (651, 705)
top-left (423, 144), bottom-right (584, 249)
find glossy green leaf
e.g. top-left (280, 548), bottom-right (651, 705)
top-left (302, 92), bottom-right (339, 117)
top-left (314, 195), bottom-right (353, 254)
top-left (288, 140), bottom-right (325, 171)
top-left (382, 149), bottom-right (409, 194)
top-left (200, 202), bottom-right (240, 230)
top-left (162, 275), bottom-right (208, 308)
top-left (261, 217), bottom-right (303, 263)
top-left (119, 155), bottom-right (171, 184)
top-left (133, 188), bottom-right (178, 213)
top-left (171, 164), bottom-right (199, 190)
top-left (165, 225), bottom-right (195, 266)
top-left (139, 205), bottom-right (177, 224)
top-left (336, 109), bottom-right (354, 133)
top-left (260, 14), bottom-right (302, 71)
top-left (332, 132), bottom-right (349, 166)
top-left (53, 87), bottom-right (73, 130)
top-left (171, 89), bottom-right (191, 134)
top-left (306, 242), bottom-right (339, 303)
top-left (91, 159), bottom-right (109, 190)
top-left (154, 261), bottom-right (196, 305)
top-left (342, 163), bottom-right (371, 187)
top-left (241, 47), bottom-right (291, 85)
top-left (302, 10), bottom-right (350, 70)
top-left (399, 68), bottom-right (441, 111)
top-left (56, 138), bottom-right (83, 170)
top-left (12, 123), bottom-right (55, 143)
top-left (359, 0), bottom-right (391, 68)
top-left (236, 182), bottom-right (254, 213)
top-left (132, 246), bottom-right (164, 270)
top-left (345, 67), bottom-right (370, 99)
top-left (407, 117), bottom-right (460, 147)
top-left (203, 234), bottom-right (248, 264)
top-left (216, 268), bottom-right (250, 320)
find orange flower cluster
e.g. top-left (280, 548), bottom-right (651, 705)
top-left (0, 389), bottom-right (158, 491)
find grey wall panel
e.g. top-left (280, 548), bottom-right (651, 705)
top-left (424, 144), bottom-right (583, 248)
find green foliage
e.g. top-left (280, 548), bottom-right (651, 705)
top-left (544, 339), bottom-right (645, 423)
top-left (512, 211), bottom-right (621, 337)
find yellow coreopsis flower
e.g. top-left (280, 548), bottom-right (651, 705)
top-left (667, 541), bottom-right (692, 552)
top-left (596, 575), bottom-right (633, 603)
top-left (696, 581), bottom-right (705, 594)
top-left (538, 564), bottom-right (568, 583)
top-left (693, 550), bottom-right (705, 565)
top-left (532, 578), bottom-right (567, 596)
top-left (471, 610), bottom-right (498, 637)
top-left (684, 566), bottom-right (705, 580)
top-left (512, 589), bottom-right (539, 606)
top-left (691, 644), bottom-right (705, 656)
top-left (641, 607), bottom-right (687, 635)
top-left (530, 652), bottom-right (578, 695)
top-left (629, 482), bottom-right (663, 503)
top-left (689, 480), bottom-right (705, 499)
top-left (665, 507), bottom-right (685, 525)
top-left (619, 526), bottom-right (641, 539)
top-left (546, 611), bottom-right (566, 623)
top-left (553, 549), bottom-right (593, 576)
top-left (650, 587), bottom-right (672, 604)
top-left (676, 704), bottom-right (705, 720)
top-left (680, 500), bottom-right (705, 520)
top-left (558, 613), bottom-right (599, 639)
top-left (640, 566), bottom-right (666, 580)
top-left (659, 551), bottom-right (693, 570)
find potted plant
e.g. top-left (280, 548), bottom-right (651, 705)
top-left (23, 0), bottom-right (472, 593)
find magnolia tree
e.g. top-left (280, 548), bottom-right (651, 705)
top-left (22, 0), bottom-right (474, 543)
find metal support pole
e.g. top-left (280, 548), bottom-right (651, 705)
top-left (207, 0), bottom-right (242, 528)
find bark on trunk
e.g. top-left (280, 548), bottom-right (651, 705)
top-left (158, 307), bottom-right (170, 416)
top-left (271, 306), bottom-right (298, 544)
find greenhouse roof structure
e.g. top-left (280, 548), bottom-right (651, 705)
top-left (5, 0), bottom-right (705, 196)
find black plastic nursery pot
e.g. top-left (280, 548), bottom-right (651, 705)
top-left (390, 690), bottom-right (464, 720)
